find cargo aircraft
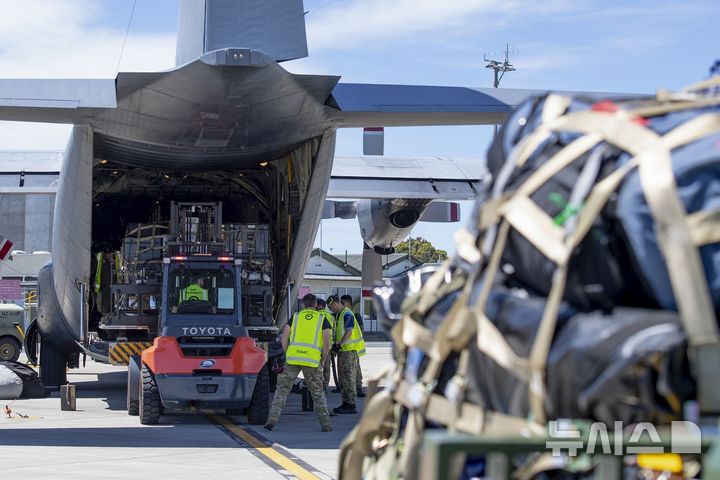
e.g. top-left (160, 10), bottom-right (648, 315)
top-left (0, 0), bottom-right (581, 386)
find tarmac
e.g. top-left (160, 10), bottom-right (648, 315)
top-left (0, 342), bottom-right (394, 480)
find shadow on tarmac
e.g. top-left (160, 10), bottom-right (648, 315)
top-left (72, 370), bottom-right (129, 411)
top-left (47, 367), bottom-right (364, 452)
top-left (237, 390), bottom-right (366, 451)
top-left (0, 420), bottom-right (233, 448)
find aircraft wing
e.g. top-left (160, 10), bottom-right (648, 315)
top-left (0, 79), bottom-right (116, 124)
top-left (327, 155), bottom-right (486, 200)
top-left (325, 83), bottom-right (638, 128)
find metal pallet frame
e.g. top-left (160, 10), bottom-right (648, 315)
top-left (421, 429), bottom-right (720, 479)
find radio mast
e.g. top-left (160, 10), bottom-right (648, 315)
top-left (485, 44), bottom-right (516, 136)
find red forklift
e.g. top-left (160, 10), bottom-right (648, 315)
top-left (127, 203), bottom-right (270, 425)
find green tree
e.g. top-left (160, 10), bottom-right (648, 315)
top-left (395, 237), bottom-right (448, 263)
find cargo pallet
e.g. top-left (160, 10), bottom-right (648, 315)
top-left (421, 426), bottom-right (720, 479)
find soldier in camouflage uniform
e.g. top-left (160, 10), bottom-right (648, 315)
top-left (328, 295), bottom-right (365, 414)
top-left (336, 350), bottom-right (357, 408)
top-left (316, 298), bottom-right (334, 390)
top-left (265, 294), bottom-right (332, 431)
top-left (341, 294), bottom-right (365, 397)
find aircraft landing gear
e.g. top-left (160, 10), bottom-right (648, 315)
top-left (39, 335), bottom-right (67, 389)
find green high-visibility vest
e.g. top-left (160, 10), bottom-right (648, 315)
top-left (335, 307), bottom-right (365, 356)
top-left (319, 310), bottom-right (334, 332)
top-left (287, 309), bottom-right (324, 367)
top-left (180, 284), bottom-right (208, 302)
top-left (94, 252), bottom-right (122, 292)
top-left (94, 252), bottom-right (103, 292)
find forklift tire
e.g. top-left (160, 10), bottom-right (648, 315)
top-left (245, 365), bottom-right (269, 425)
top-left (139, 364), bottom-right (161, 425)
top-left (127, 355), bottom-right (141, 416)
top-left (39, 336), bottom-right (67, 390)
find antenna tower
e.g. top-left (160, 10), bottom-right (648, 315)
top-left (484, 43), bottom-right (516, 88)
top-left (485, 44), bottom-right (517, 136)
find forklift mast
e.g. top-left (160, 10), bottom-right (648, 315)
top-left (168, 202), bottom-right (225, 256)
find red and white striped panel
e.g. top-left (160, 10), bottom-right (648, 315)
top-left (0, 235), bottom-right (13, 260)
top-left (419, 202), bottom-right (460, 222)
top-left (363, 127), bottom-right (384, 156)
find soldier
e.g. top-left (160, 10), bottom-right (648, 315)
top-left (316, 298), bottom-right (334, 391)
top-left (93, 249), bottom-right (122, 314)
top-left (327, 295), bottom-right (365, 414)
top-left (179, 277), bottom-right (208, 302)
top-left (341, 294), bottom-right (366, 397)
top-left (265, 293), bottom-right (332, 432)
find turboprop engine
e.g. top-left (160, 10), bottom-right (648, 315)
top-left (356, 199), bottom-right (430, 254)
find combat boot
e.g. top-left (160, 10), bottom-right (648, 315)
top-left (333, 402), bottom-right (357, 414)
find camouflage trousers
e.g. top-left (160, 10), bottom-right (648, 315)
top-left (337, 350), bottom-right (358, 405)
top-left (268, 363), bottom-right (330, 428)
top-left (355, 354), bottom-right (363, 389)
top-left (322, 352), bottom-right (362, 391)
top-left (323, 353), bottom-right (332, 389)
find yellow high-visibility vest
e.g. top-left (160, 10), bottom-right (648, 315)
top-left (94, 252), bottom-right (122, 292)
top-left (94, 252), bottom-right (103, 292)
top-left (287, 309), bottom-right (324, 367)
top-left (319, 309), bottom-right (334, 332)
top-left (335, 307), bottom-right (365, 356)
top-left (179, 284), bottom-right (208, 302)
top-left (114, 254), bottom-right (122, 282)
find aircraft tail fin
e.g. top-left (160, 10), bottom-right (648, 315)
top-left (176, 0), bottom-right (308, 66)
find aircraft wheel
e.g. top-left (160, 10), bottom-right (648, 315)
top-left (139, 364), bottom-right (161, 425)
top-left (39, 336), bottom-right (67, 389)
top-left (23, 319), bottom-right (39, 366)
top-left (245, 365), bottom-right (269, 425)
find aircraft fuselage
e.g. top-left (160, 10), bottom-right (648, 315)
top-left (37, 48), bottom-right (340, 355)
top-left (94, 48), bottom-right (339, 169)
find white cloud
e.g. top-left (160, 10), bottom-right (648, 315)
top-left (0, 0), bottom-right (175, 78)
top-left (305, 0), bottom-right (574, 51)
top-left (306, 0), bottom-right (494, 50)
top-left (0, 0), bottom-right (101, 38)
top-left (0, 0), bottom-right (175, 149)
top-left (302, 0), bottom-right (718, 92)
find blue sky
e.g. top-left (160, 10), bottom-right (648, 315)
top-left (0, 0), bottom-right (717, 254)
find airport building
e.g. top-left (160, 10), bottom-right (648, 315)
top-left (302, 248), bottom-right (431, 333)
top-left (0, 151), bottom-right (60, 254)
top-left (0, 151), bottom-right (59, 315)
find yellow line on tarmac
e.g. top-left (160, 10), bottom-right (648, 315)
top-left (205, 412), bottom-right (321, 480)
